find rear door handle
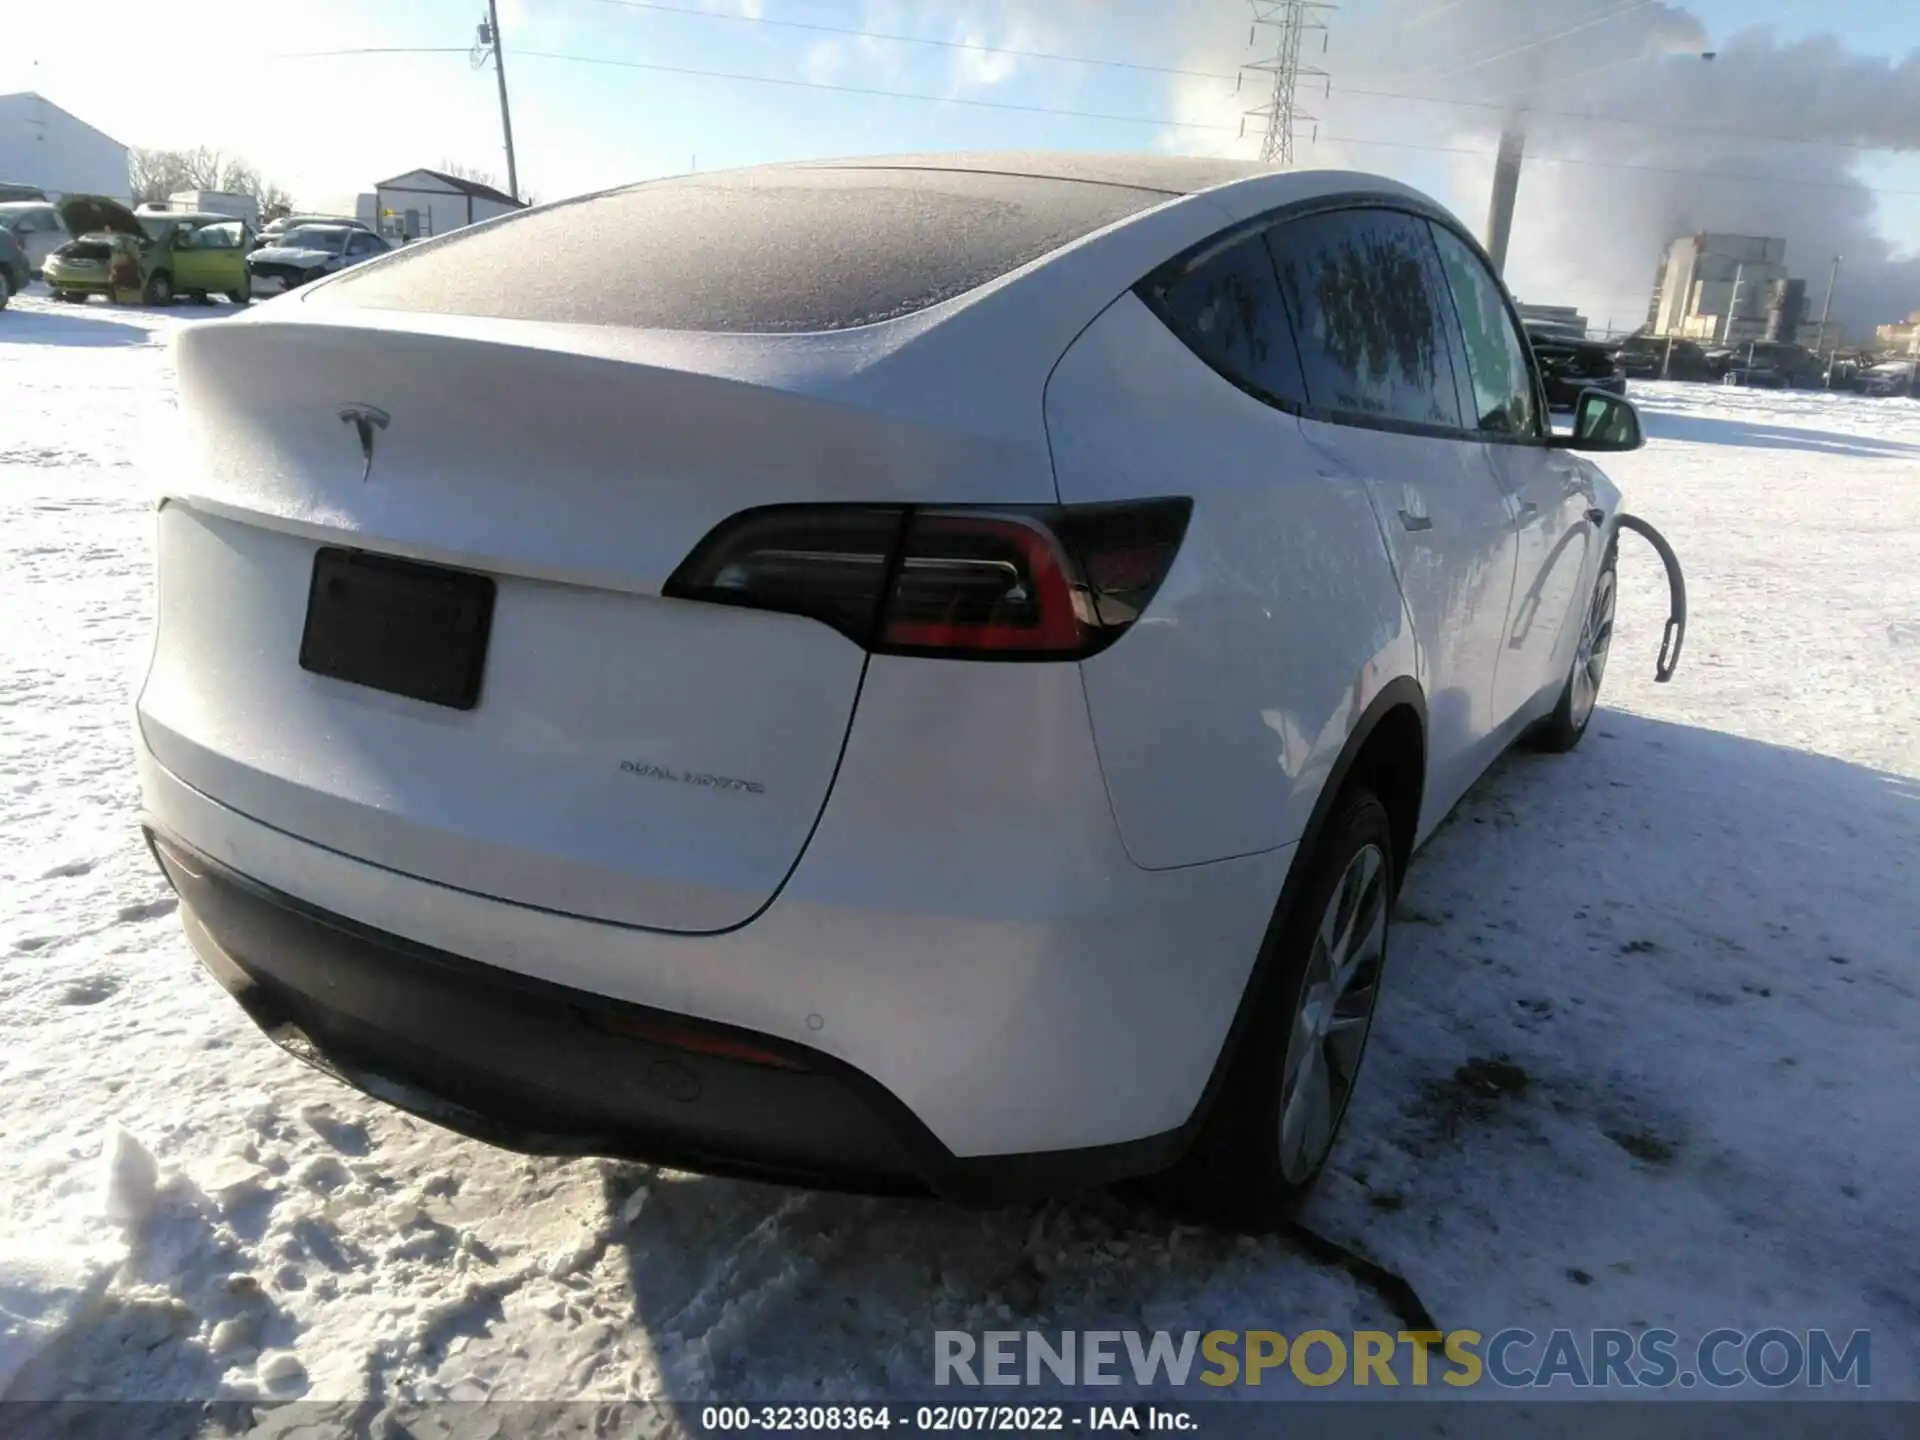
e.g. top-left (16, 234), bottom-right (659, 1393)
top-left (1398, 509), bottom-right (1433, 532)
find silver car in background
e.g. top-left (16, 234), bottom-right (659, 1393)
top-left (247, 223), bottom-right (389, 296)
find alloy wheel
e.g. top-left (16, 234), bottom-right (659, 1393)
top-left (1277, 842), bottom-right (1389, 1184)
top-left (1569, 568), bottom-right (1617, 730)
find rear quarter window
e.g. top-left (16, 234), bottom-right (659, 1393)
top-left (1137, 227), bottom-right (1308, 410)
top-left (312, 167), bottom-right (1173, 334)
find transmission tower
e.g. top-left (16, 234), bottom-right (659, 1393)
top-left (1239, 1), bottom-right (1336, 167)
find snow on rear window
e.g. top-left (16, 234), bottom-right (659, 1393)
top-left (312, 167), bottom-right (1172, 333)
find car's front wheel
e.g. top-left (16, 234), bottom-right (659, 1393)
top-left (1167, 786), bottom-right (1396, 1228)
top-left (144, 270), bottom-right (173, 306)
top-left (0, 270), bottom-right (12, 308)
top-left (1525, 540), bottom-right (1618, 754)
top-left (229, 278), bottom-right (251, 305)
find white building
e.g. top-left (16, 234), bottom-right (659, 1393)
top-left (1649, 233), bottom-right (1790, 344)
top-left (0, 92), bottom-right (129, 201)
top-left (373, 168), bottom-right (522, 243)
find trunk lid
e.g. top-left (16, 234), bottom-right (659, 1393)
top-left (144, 310), bottom-right (1056, 933)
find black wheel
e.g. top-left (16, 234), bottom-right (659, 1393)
top-left (228, 280), bottom-right (251, 305)
top-left (0, 270), bottom-right (11, 308)
top-left (1524, 540), bottom-right (1618, 754)
top-left (1165, 787), bottom-right (1397, 1229)
top-left (144, 270), bottom-right (173, 306)
top-left (53, 289), bottom-right (82, 303)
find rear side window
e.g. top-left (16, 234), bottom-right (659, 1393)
top-left (1267, 208), bottom-right (1464, 431)
top-left (313, 167), bottom-right (1173, 333)
top-left (1138, 229), bottom-right (1307, 409)
top-left (1428, 222), bottom-right (1540, 438)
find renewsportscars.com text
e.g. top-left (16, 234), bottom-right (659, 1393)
top-left (933, 1328), bottom-right (1871, 1390)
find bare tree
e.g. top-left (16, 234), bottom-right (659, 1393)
top-left (128, 147), bottom-right (193, 205)
top-left (438, 158), bottom-right (505, 192)
top-left (127, 147), bottom-right (295, 215)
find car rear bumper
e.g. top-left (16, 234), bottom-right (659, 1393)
top-left (43, 269), bottom-right (112, 292)
top-left (151, 825), bottom-right (946, 1195)
top-left (136, 717), bottom-right (1291, 1202)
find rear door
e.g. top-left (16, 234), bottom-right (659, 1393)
top-left (1267, 205), bottom-right (1520, 816)
top-left (1428, 223), bottom-right (1597, 724)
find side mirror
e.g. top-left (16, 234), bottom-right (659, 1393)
top-left (1553, 390), bottom-right (1645, 452)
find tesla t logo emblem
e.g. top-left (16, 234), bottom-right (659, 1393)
top-left (337, 403), bottom-right (390, 483)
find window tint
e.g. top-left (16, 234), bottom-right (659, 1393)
top-left (1428, 222), bottom-right (1540, 437)
top-left (1140, 228), bottom-right (1307, 408)
top-left (1266, 208), bottom-right (1463, 430)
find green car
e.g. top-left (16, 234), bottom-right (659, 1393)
top-left (44, 196), bottom-right (253, 305)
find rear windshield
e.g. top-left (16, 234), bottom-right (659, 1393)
top-left (313, 166), bottom-right (1173, 333)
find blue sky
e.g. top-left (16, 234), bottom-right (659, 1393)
top-left (3, 0), bottom-right (1909, 201)
top-left (4, 0), bottom-right (1914, 318)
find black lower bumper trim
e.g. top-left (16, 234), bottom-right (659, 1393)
top-left (145, 828), bottom-right (1187, 1206)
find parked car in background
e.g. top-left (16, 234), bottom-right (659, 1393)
top-left (1613, 336), bottom-right (1662, 379)
top-left (46, 196), bottom-right (253, 305)
top-left (0, 182), bottom-right (49, 203)
top-left (0, 201), bottom-right (66, 276)
top-left (1524, 322), bottom-right (1626, 409)
top-left (1857, 359), bottom-right (1918, 397)
top-left (1707, 341), bottom-right (1821, 388)
top-left (251, 214), bottom-right (374, 252)
top-left (247, 223), bottom-right (388, 295)
top-left (146, 153), bottom-right (1645, 1224)
top-left (0, 226), bottom-right (29, 307)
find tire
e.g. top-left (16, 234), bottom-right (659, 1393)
top-left (1164, 787), bottom-right (1397, 1229)
top-left (229, 279), bottom-right (251, 305)
top-left (0, 270), bottom-right (11, 308)
top-left (53, 289), bottom-right (81, 303)
top-left (144, 270), bottom-right (173, 306)
top-left (1523, 539), bottom-right (1618, 755)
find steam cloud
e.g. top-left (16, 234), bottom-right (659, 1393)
top-left (969, 0), bottom-right (1920, 339)
top-left (1157, 0), bottom-right (1920, 337)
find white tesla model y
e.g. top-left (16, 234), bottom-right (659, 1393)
top-left (138, 153), bottom-right (1642, 1222)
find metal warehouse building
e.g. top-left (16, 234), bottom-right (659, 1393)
top-left (0, 93), bottom-right (129, 201)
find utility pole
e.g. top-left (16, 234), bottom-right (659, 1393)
top-left (474, 0), bottom-right (520, 203)
top-left (1238, 1), bottom-right (1336, 168)
top-left (1818, 254), bottom-right (1841, 386)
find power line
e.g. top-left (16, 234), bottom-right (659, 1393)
top-left (267, 46), bottom-right (470, 57)
top-left (1398, 0), bottom-right (1481, 29)
top-left (261, 45), bottom-right (1920, 197)
top-left (562, 0), bottom-right (1900, 158)
top-left (512, 49), bottom-right (1234, 131)
top-left (578, 0), bottom-right (1241, 84)
top-left (1329, 79), bottom-right (1898, 156)
top-left (1317, 131), bottom-right (1920, 195)
top-left (1430, 0), bottom-right (1660, 80)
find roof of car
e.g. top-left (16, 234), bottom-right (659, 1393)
top-left (319, 151), bottom-right (1312, 334)
top-left (768, 151), bottom-right (1274, 196)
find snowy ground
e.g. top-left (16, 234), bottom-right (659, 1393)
top-left (2, 294), bottom-right (1917, 1418)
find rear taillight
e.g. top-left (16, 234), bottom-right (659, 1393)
top-left (664, 500), bottom-right (1191, 661)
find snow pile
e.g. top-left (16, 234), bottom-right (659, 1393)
top-left (1, 298), bottom-right (1916, 1410)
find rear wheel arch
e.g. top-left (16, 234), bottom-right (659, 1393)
top-left (1172, 674), bottom-right (1427, 1141)
top-left (1341, 691), bottom-right (1426, 892)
